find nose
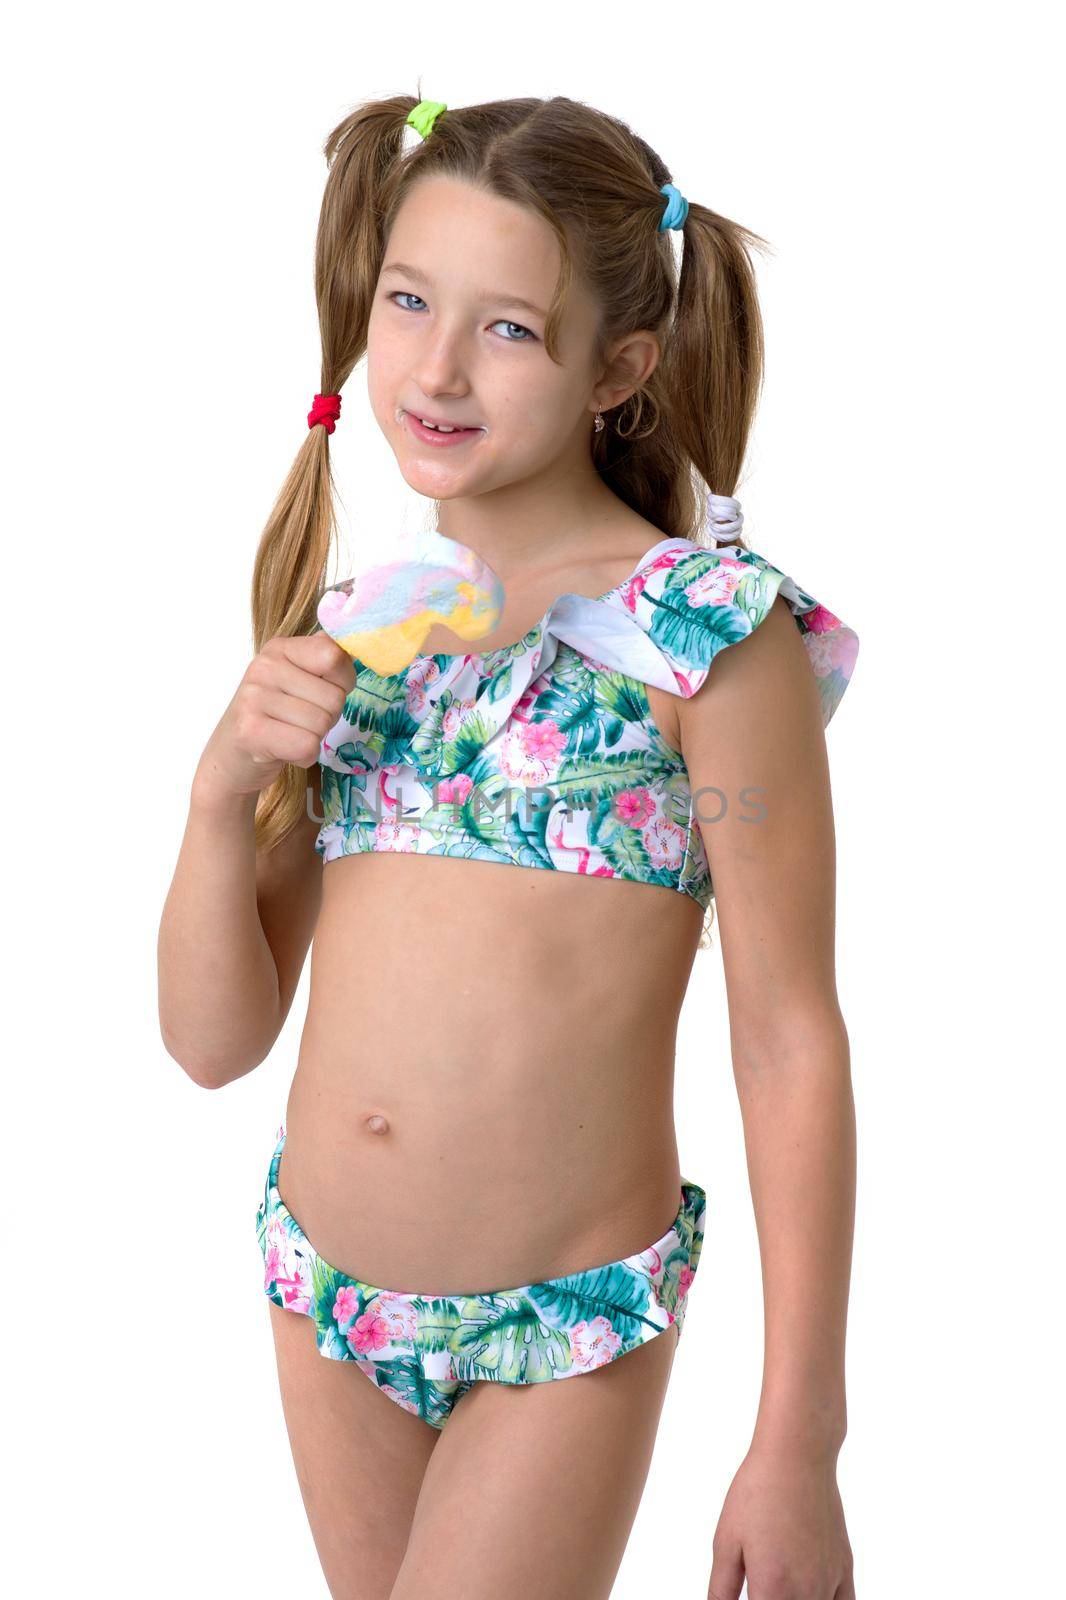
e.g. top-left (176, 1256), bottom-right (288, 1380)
top-left (410, 320), bottom-right (475, 401)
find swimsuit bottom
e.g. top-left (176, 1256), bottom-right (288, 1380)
top-left (256, 1124), bottom-right (707, 1432)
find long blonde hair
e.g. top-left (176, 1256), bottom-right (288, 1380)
top-left (251, 91), bottom-right (770, 951)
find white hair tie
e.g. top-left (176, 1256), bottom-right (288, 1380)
top-left (707, 493), bottom-right (744, 544)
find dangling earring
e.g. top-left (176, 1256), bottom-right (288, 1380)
top-left (593, 410), bottom-right (605, 434)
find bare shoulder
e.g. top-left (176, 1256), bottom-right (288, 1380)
top-left (255, 763), bottom-right (324, 1030)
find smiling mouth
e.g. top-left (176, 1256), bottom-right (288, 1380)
top-left (399, 409), bottom-right (486, 444)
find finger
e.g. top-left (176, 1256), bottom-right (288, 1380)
top-left (259, 650), bottom-right (353, 720)
top-left (246, 710), bottom-right (327, 769)
top-left (311, 631), bottom-right (358, 692)
top-left (279, 631), bottom-right (357, 695)
top-left (250, 687), bottom-right (341, 744)
top-left (707, 1548), bottom-right (744, 1600)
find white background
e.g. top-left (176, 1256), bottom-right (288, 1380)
top-left (4, 3), bottom-right (1062, 1595)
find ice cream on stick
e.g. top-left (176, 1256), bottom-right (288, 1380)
top-left (316, 529), bottom-right (505, 675)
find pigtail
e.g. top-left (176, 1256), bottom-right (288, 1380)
top-left (250, 95), bottom-right (418, 855)
top-left (661, 203), bottom-right (769, 517)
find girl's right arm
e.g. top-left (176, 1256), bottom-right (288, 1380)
top-left (157, 633), bottom-right (355, 1089)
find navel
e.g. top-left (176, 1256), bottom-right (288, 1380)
top-left (364, 1113), bottom-right (391, 1136)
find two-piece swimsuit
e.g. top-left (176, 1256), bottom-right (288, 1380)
top-left (256, 529), bottom-right (860, 1430)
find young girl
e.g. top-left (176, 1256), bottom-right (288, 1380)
top-left (159, 93), bottom-right (859, 1600)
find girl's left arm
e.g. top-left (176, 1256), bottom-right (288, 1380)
top-left (677, 594), bottom-right (857, 1600)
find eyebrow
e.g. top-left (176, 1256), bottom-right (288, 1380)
top-left (380, 261), bottom-right (548, 320)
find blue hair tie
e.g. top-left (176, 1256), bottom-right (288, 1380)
top-left (658, 182), bottom-right (689, 232)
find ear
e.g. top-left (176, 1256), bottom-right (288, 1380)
top-left (596, 328), bottom-right (663, 409)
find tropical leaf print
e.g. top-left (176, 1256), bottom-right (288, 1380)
top-left (528, 1262), bottom-right (659, 1343)
top-left (595, 818), bottom-right (657, 881)
top-left (324, 663), bottom-right (409, 732)
top-left (528, 673), bottom-right (603, 759)
top-left (414, 1296), bottom-right (464, 1352)
top-left (592, 670), bottom-right (657, 747)
top-left (456, 759), bottom-right (543, 857)
top-left (451, 1296), bottom-right (576, 1382)
top-left (378, 699), bottom-right (423, 765)
top-left (551, 746), bottom-right (669, 813)
top-left (445, 707), bottom-right (500, 774)
top-left (647, 563), bottom-right (756, 669)
top-left (364, 1357), bottom-right (458, 1427)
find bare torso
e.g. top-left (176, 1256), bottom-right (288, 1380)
top-left (276, 520), bottom-right (708, 1295)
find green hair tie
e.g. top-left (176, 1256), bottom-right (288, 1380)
top-left (406, 99), bottom-right (447, 140)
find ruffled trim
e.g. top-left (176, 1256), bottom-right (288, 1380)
top-left (420, 538), bottom-right (860, 749)
top-left (597, 538), bottom-right (860, 729)
top-left (320, 537), bottom-right (858, 784)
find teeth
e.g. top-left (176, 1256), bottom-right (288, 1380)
top-left (420, 418), bottom-right (458, 432)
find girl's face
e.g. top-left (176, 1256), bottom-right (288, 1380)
top-left (366, 175), bottom-right (606, 504)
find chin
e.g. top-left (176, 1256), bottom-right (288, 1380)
top-left (396, 461), bottom-right (473, 500)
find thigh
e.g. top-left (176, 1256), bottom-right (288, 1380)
top-left (389, 1322), bottom-right (680, 1600)
top-left (267, 1300), bottom-right (438, 1600)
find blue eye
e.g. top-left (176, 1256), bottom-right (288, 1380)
top-left (490, 319), bottom-right (536, 343)
top-left (386, 292), bottom-right (537, 343)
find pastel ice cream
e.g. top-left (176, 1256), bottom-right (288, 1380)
top-left (316, 529), bottom-right (505, 675)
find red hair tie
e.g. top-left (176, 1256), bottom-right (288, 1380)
top-left (307, 392), bottom-right (342, 434)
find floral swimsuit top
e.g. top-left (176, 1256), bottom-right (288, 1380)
top-left (314, 535), bottom-right (860, 910)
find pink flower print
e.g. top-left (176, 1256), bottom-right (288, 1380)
top-left (643, 814), bottom-right (686, 870)
top-left (405, 656), bottom-right (442, 697)
top-left (678, 1265), bottom-right (695, 1299)
top-left (404, 655), bottom-right (445, 717)
top-left (523, 718), bottom-right (566, 764)
top-left (804, 624), bottom-right (860, 682)
top-left (801, 603), bottom-right (840, 634)
top-left (347, 1307), bottom-right (391, 1356)
top-left (499, 718), bottom-right (566, 785)
top-left (612, 787), bottom-right (656, 826)
top-left (569, 1316), bottom-right (624, 1370)
top-left (373, 816), bottom-right (420, 852)
top-left (369, 1292), bottom-right (420, 1342)
top-left (684, 557), bottom-right (747, 610)
top-left (333, 1285), bottom-right (361, 1327)
top-left (441, 702), bottom-right (465, 739)
top-left (437, 772), bottom-right (474, 805)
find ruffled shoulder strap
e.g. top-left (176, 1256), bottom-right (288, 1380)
top-left (560, 536), bottom-right (859, 728)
